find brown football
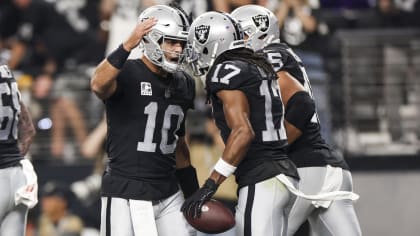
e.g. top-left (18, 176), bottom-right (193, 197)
top-left (184, 199), bottom-right (235, 234)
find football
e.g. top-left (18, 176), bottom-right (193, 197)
top-left (184, 199), bottom-right (235, 234)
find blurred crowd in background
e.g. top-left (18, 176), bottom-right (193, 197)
top-left (1, 0), bottom-right (420, 235)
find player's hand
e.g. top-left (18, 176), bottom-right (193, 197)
top-left (181, 178), bottom-right (219, 218)
top-left (123, 17), bottom-right (157, 51)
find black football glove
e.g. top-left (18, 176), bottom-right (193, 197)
top-left (181, 178), bottom-right (219, 219)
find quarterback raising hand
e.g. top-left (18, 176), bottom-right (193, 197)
top-left (123, 17), bottom-right (158, 51)
top-left (91, 5), bottom-right (198, 236)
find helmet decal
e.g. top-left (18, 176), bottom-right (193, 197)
top-left (231, 5), bottom-right (280, 51)
top-left (252, 14), bottom-right (269, 32)
top-left (195, 25), bottom-right (210, 44)
top-left (187, 11), bottom-right (245, 76)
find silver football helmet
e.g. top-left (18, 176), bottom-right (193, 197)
top-left (231, 5), bottom-right (280, 51)
top-left (138, 5), bottom-right (190, 73)
top-left (186, 11), bottom-right (245, 76)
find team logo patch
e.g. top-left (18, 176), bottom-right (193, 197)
top-left (252, 14), bottom-right (269, 32)
top-left (195, 25), bottom-right (210, 44)
top-left (141, 82), bottom-right (152, 96)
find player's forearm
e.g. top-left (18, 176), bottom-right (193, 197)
top-left (91, 42), bottom-right (132, 100)
top-left (210, 125), bottom-right (254, 185)
top-left (175, 137), bottom-right (199, 198)
top-left (175, 137), bottom-right (192, 169)
top-left (223, 125), bottom-right (254, 166)
top-left (18, 102), bottom-right (35, 156)
top-left (91, 59), bottom-right (119, 100)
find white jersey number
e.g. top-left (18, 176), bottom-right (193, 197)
top-left (211, 64), bottom-right (241, 85)
top-left (266, 52), bottom-right (284, 71)
top-left (259, 80), bottom-right (287, 142)
top-left (0, 81), bottom-right (21, 141)
top-left (137, 102), bottom-right (184, 154)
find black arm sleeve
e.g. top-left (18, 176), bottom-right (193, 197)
top-left (176, 165), bottom-right (199, 199)
top-left (285, 91), bottom-right (316, 131)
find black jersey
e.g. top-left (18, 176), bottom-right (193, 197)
top-left (102, 59), bottom-right (195, 200)
top-left (259, 43), bottom-right (348, 169)
top-left (0, 65), bottom-right (22, 168)
top-left (206, 59), bottom-right (298, 188)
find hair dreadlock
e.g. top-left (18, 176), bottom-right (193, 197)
top-left (204, 47), bottom-right (277, 104)
top-left (212, 47), bottom-right (276, 80)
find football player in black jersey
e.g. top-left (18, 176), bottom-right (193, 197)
top-left (0, 65), bottom-right (37, 236)
top-left (181, 12), bottom-right (299, 236)
top-left (232, 5), bottom-right (362, 236)
top-left (91, 5), bottom-right (198, 236)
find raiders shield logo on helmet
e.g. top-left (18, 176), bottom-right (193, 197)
top-left (195, 25), bottom-right (210, 44)
top-left (252, 15), bottom-right (269, 32)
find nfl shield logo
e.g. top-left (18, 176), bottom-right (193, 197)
top-left (252, 15), bottom-right (269, 32)
top-left (195, 25), bottom-right (210, 44)
top-left (141, 82), bottom-right (152, 96)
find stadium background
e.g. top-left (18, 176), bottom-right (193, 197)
top-left (1, 0), bottom-right (420, 235)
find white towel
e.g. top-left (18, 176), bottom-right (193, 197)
top-left (311, 165), bottom-right (344, 208)
top-left (129, 199), bottom-right (158, 236)
top-left (14, 159), bottom-right (38, 208)
top-left (276, 166), bottom-right (359, 209)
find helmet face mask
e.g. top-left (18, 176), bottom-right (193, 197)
top-left (139, 5), bottom-right (190, 73)
top-left (184, 43), bottom-right (208, 76)
top-left (186, 12), bottom-right (245, 77)
top-left (231, 5), bottom-right (280, 51)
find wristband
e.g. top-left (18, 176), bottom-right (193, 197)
top-left (106, 44), bottom-right (130, 69)
top-left (214, 158), bottom-right (237, 177)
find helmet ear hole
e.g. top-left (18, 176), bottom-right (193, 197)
top-left (203, 47), bottom-right (209, 55)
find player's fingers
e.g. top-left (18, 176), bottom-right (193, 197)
top-left (187, 202), bottom-right (196, 218)
top-left (182, 201), bottom-right (193, 215)
top-left (144, 21), bottom-right (156, 29)
top-left (192, 202), bottom-right (199, 218)
top-left (194, 202), bottom-right (203, 218)
top-left (139, 18), bottom-right (156, 31)
top-left (144, 17), bottom-right (157, 27)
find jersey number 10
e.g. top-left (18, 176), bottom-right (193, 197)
top-left (137, 102), bottom-right (184, 154)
